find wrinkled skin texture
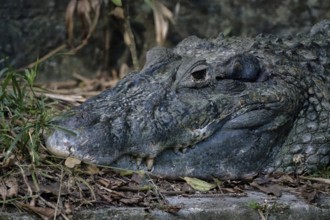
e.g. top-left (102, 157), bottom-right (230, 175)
top-left (47, 21), bottom-right (330, 179)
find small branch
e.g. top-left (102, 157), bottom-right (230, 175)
top-left (123, 1), bottom-right (140, 71)
top-left (300, 176), bottom-right (330, 185)
top-left (54, 166), bottom-right (64, 220)
top-left (18, 44), bottom-right (67, 71)
top-left (146, 173), bottom-right (168, 204)
top-left (258, 209), bottom-right (267, 220)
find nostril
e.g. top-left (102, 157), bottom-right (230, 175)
top-left (216, 76), bottom-right (224, 81)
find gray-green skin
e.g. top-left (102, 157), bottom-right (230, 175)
top-left (46, 21), bottom-right (330, 179)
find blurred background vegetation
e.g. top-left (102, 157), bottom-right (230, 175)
top-left (0, 0), bottom-right (330, 83)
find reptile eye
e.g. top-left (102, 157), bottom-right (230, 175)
top-left (191, 69), bottom-right (207, 80)
top-left (176, 60), bottom-right (209, 88)
top-left (190, 64), bottom-right (208, 81)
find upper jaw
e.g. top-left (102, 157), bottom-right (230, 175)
top-left (46, 129), bottom-right (73, 158)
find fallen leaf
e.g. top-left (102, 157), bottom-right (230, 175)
top-left (110, 7), bottom-right (124, 19)
top-left (250, 181), bottom-right (282, 197)
top-left (98, 192), bottom-right (113, 203)
top-left (277, 174), bottom-right (296, 185)
top-left (0, 181), bottom-right (7, 201)
top-left (301, 190), bottom-right (317, 203)
top-left (131, 173), bottom-right (145, 184)
top-left (84, 164), bottom-right (100, 174)
top-left (19, 202), bottom-right (57, 219)
top-left (5, 177), bottom-right (18, 197)
top-left (64, 157), bottom-right (81, 168)
top-left (158, 204), bottom-right (181, 214)
top-left (0, 154), bottom-right (16, 167)
top-left (120, 197), bottom-right (140, 205)
top-left (97, 178), bottom-right (111, 187)
top-left (183, 177), bottom-right (216, 192)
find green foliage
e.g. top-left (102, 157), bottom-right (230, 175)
top-left (312, 166), bottom-right (330, 179)
top-left (111, 0), bottom-right (122, 7)
top-left (247, 200), bottom-right (262, 210)
top-left (0, 66), bottom-right (55, 164)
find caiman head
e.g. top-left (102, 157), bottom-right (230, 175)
top-left (46, 30), bottom-right (330, 179)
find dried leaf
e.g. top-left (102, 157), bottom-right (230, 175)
top-left (99, 192), bottom-right (113, 203)
top-left (0, 181), bottom-right (7, 201)
top-left (64, 157), bottom-right (81, 168)
top-left (250, 181), bottom-right (282, 197)
top-left (19, 203), bottom-right (57, 219)
top-left (278, 174), bottom-right (296, 184)
top-left (242, 172), bottom-right (258, 180)
top-left (120, 197), bottom-right (140, 205)
top-left (183, 177), bottom-right (216, 192)
top-left (131, 173), bottom-right (146, 184)
top-left (150, 0), bottom-right (174, 45)
top-left (301, 190), bottom-right (317, 203)
top-left (36, 182), bottom-right (66, 196)
top-left (110, 7), bottom-right (124, 19)
top-left (64, 201), bottom-right (74, 215)
top-left (66, 0), bottom-right (77, 45)
top-left (5, 177), bottom-right (18, 197)
top-left (84, 164), bottom-right (101, 174)
top-left (0, 153), bottom-right (16, 167)
top-left (65, 0), bottom-right (101, 50)
top-left (159, 204), bottom-right (181, 214)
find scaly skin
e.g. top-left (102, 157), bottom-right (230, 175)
top-left (46, 21), bottom-right (330, 179)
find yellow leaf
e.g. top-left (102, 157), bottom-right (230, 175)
top-left (183, 177), bottom-right (216, 192)
top-left (64, 157), bottom-right (81, 168)
top-left (84, 164), bottom-right (100, 174)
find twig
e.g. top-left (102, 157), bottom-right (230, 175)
top-left (146, 173), bottom-right (167, 204)
top-left (183, 192), bottom-right (247, 198)
top-left (123, 0), bottom-right (140, 70)
top-left (41, 93), bottom-right (86, 103)
top-left (258, 209), bottom-right (267, 220)
top-left (96, 183), bottom-right (127, 197)
top-left (300, 176), bottom-right (330, 185)
top-left (17, 164), bottom-right (33, 197)
top-left (54, 166), bottom-right (64, 220)
top-left (18, 44), bottom-right (67, 71)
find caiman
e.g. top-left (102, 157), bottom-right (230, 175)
top-left (46, 20), bottom-right (330, 179)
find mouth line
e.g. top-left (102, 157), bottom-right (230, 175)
top-left (46, 110), bottom-right (274, 170)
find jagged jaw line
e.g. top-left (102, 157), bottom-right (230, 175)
top-left (45, 116), bottom-right (226, 168)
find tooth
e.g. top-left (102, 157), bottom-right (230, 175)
top-left (181, 147), bottom-right (187, 153)
top-left (146, 157), bottom-right (154, 171)
top-left (136, 157), bottom-right (142, 166)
